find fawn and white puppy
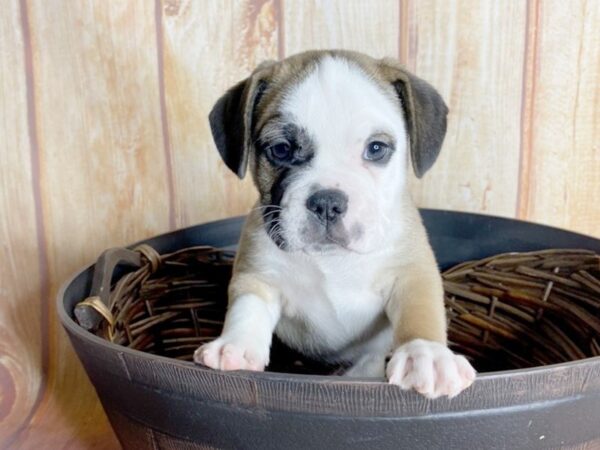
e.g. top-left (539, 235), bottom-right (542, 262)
top-left (194, 50), bottom-right (476, 398)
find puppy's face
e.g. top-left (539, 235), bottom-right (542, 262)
top-left (210, 51), bottom-right (448, 253)
top-left (254, 58), bottom-right (408, 253)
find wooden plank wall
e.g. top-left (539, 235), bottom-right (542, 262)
top-left (0, 1), bottom-right (598, 448)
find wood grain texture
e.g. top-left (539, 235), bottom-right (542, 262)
top-left (283, 0), bottom-right (400, 58)
top-left (161, 0), bottom-right (280, 227)
top-left (517, 0), bottom-right (540, 223)
top-left (0, 0), bottom-right (43, 445)
top-left (406, 0), bottom-right (527, 218)
top-left (0, 0), bottom-right (599, 447)
top-left (518, 0), bottom-right (600, 238)
top-left (12, 1), bottom-right (170, 448)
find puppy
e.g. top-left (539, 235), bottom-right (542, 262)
top-left (194, 50), bottom-right (476, 398)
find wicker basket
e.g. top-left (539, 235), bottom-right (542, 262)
top-left (75, 245), bottom-right (600, 374)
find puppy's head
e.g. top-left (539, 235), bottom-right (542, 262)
top-left (210, 50), bottom-right (447, 253)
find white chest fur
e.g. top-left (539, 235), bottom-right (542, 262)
top-left (263, 246), bottom-right (393, 361)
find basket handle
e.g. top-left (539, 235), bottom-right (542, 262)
top-left (74, 247), bottom-right (143, 332)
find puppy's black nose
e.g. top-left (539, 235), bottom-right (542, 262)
top-left (306, 189), bottom-right (348, 224)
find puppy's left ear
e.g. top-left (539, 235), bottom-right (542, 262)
top-left (209, 61), bottom-right (275, 178)
top-left (379, 59), bottom-right (449, 178)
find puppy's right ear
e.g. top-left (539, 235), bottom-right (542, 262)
top-left (209, 62), bottom-right (275, 179)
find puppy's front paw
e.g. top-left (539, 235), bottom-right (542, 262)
top-left (386, 339), bottom-right (476, 399)
top-left (193, 337), bottom-right (269, 371)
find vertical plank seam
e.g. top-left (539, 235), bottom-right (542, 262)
top-left (406, 0), bottom-right (417, 72)
top-left (154, 0), bottom-right (177, 230)
top-left (398, 0), bottom-right (408, 65)
top-left (570, 1), bottom-right (586, 163)
top-left (276, 0), bottom-right (285, 60)
top-left (516, 0), bottom-right (540, 219)
top-left (4, 1), bottom-right (51, 447)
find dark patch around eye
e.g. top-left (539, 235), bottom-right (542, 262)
top-left (269, 143), bottom-right (292, 161)
top-left (262, 168), bottom-right (292, 249)
top-left (254, 119), bottom-right (316, 248)
top-left (257, 121), bottom-right (315, 167)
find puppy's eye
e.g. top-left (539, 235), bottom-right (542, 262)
top-left (269, 143), bottom-right (292, 161)
top-left (363, 141), bottom-right (391, 162)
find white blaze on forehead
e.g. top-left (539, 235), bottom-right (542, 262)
top-left (280, 56), bottom-right (408, 162)
top-left (270, 56), bottom-right (411, 254)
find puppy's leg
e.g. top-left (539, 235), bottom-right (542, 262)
top-left (384, 261), bottom-right (476, 398)
top-left (194, 276), bottom-right (280, 371)
top-left (344, 354), bottom-right (386, 378)
top-left (343, 323), bottom-right (392, 378)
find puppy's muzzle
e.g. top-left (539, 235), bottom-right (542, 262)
top-left (306, 189), bottom-right (348, 225)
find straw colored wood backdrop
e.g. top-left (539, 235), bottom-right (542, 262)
top-left (1, 0), bottom-right (598, 448)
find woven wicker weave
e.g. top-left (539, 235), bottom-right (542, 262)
top-left (86, 246), bottom-right (600, 374)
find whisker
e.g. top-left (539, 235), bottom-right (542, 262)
top-left (250, 204), bottom-right (283, 212)
top-left (261, 210), bottom-right (282, 220)
top-left (265, 220), bottom-right (286, 248)
top-left (263, 217), bottom-right (280, 228)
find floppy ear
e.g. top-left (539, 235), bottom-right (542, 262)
top-left (209, 63), bottom-right (273, 178)
top-left (379, 60), bottom-right (449, 178)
